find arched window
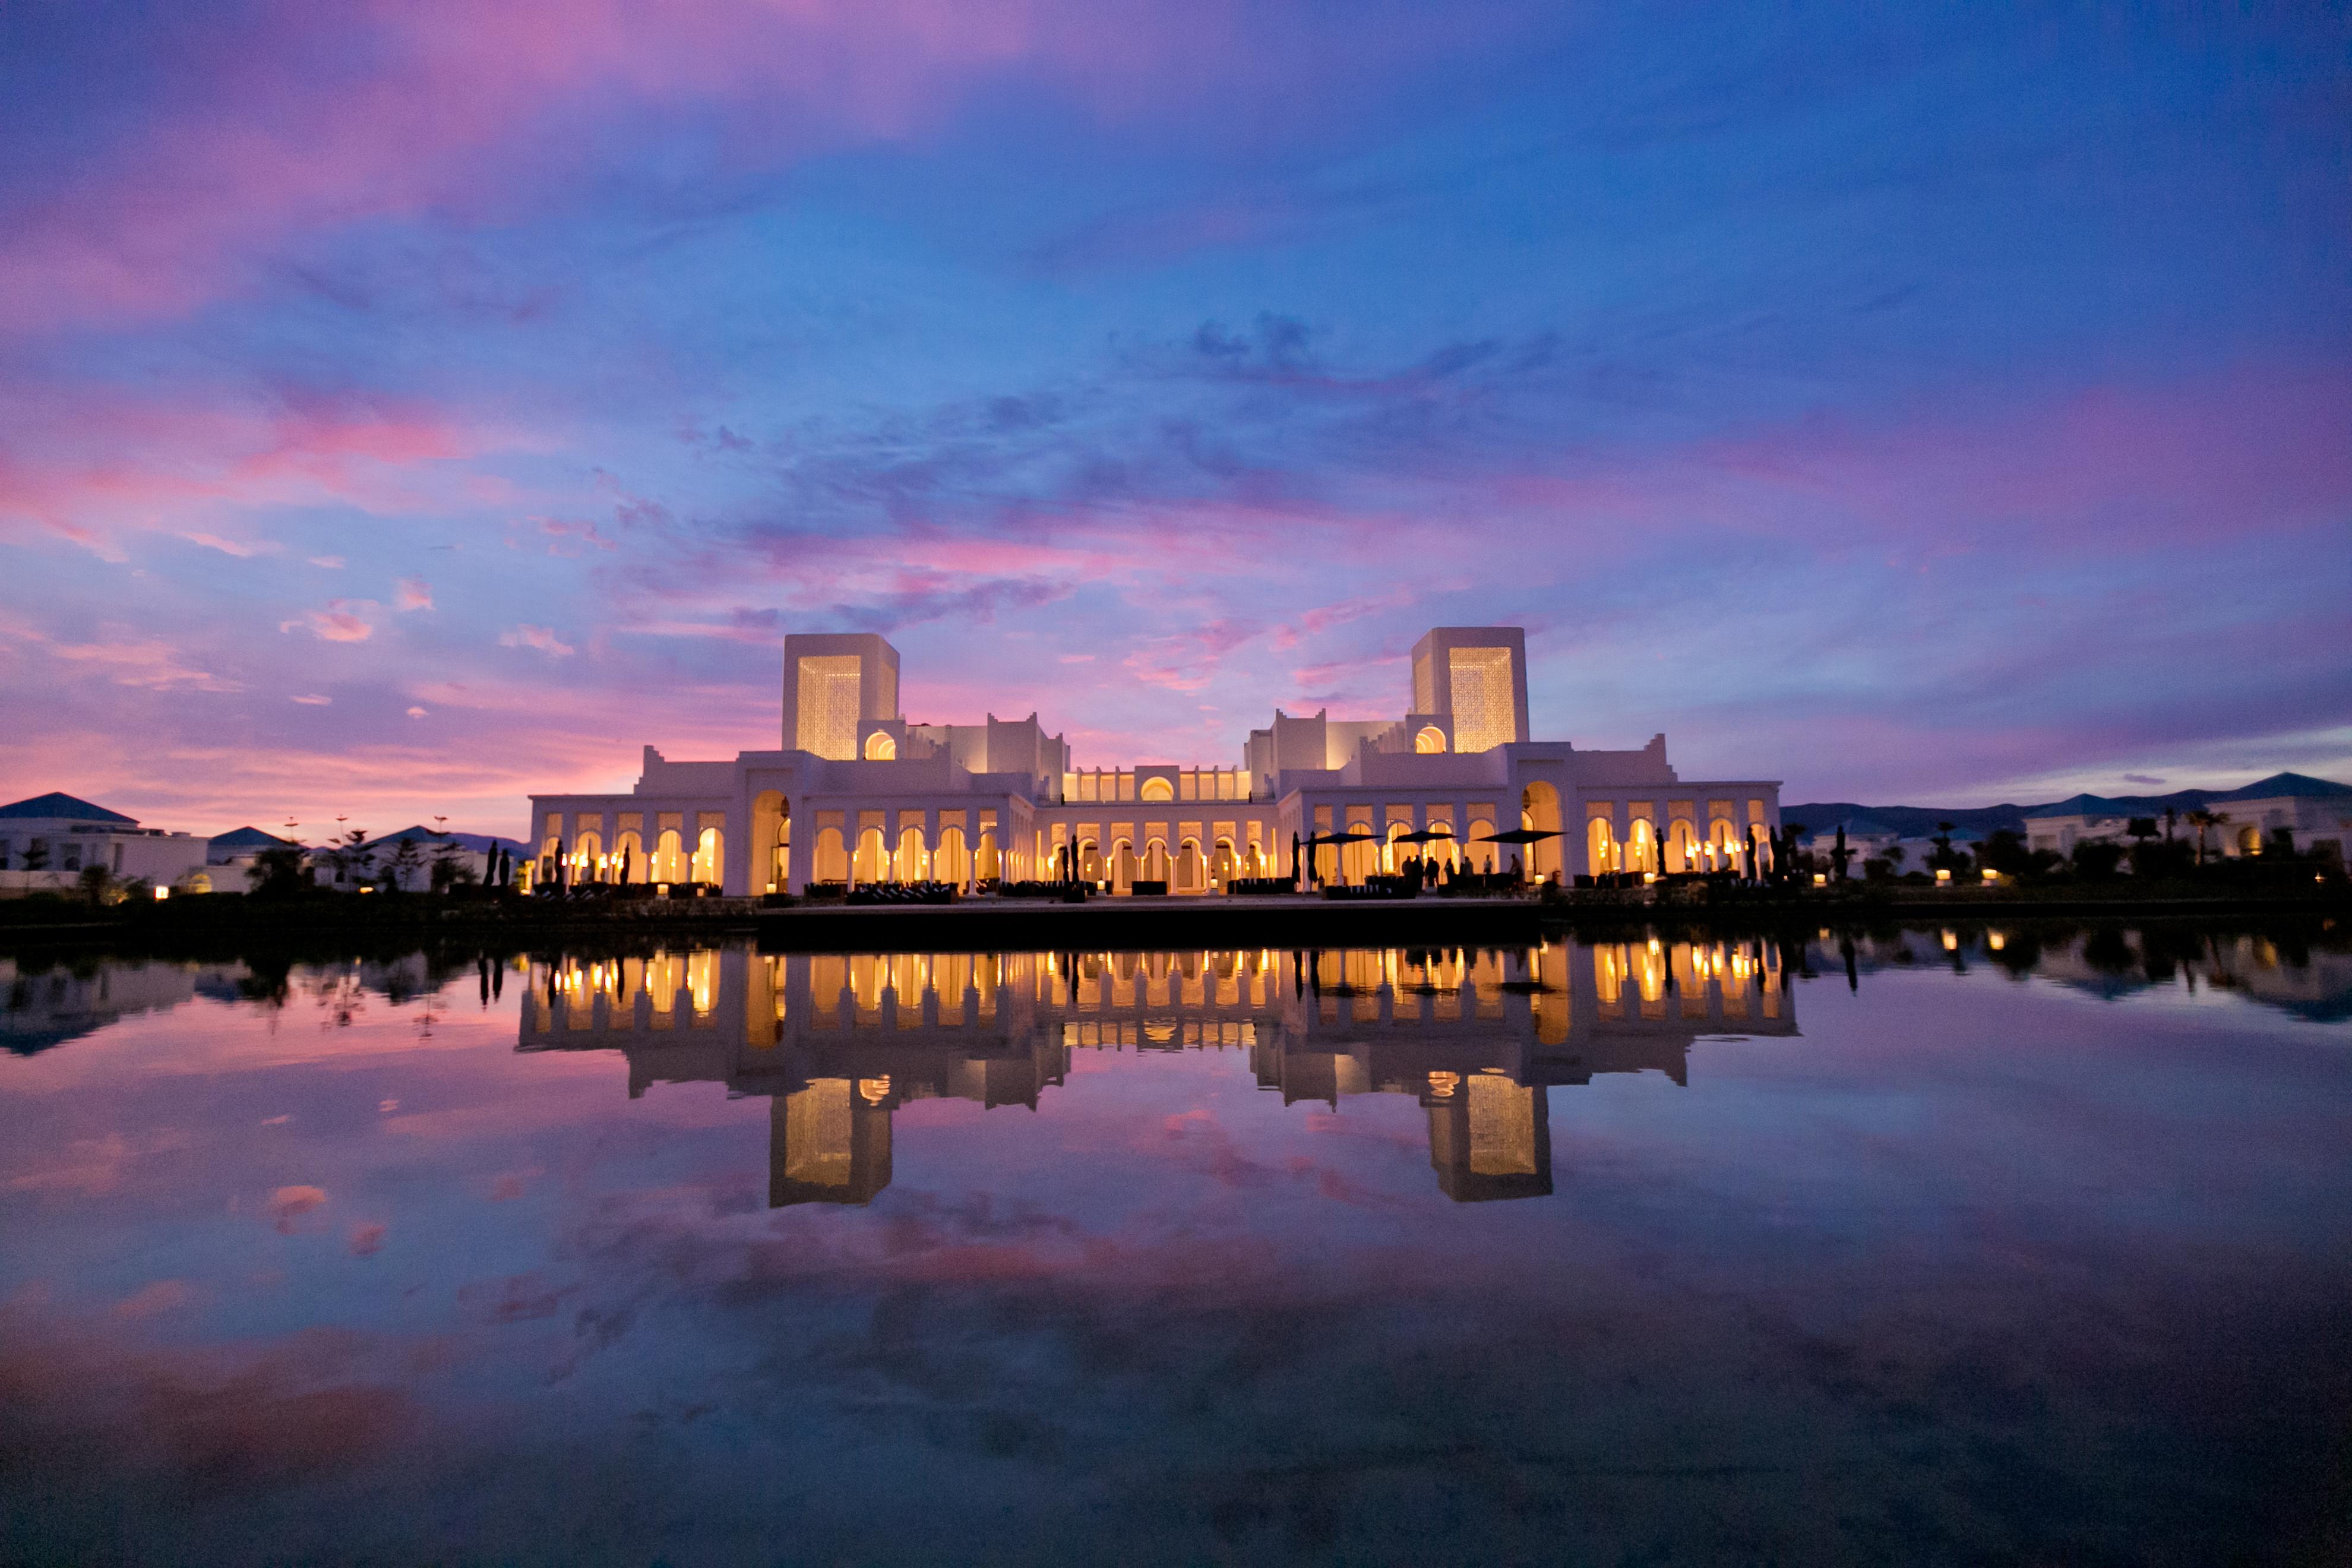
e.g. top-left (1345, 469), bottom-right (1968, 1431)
top-left (1139, 775), bottom-right (1174, 802)
top-left (692, 827), bottom-right (722, 885)
top-left (1415, 726), bottom-right (1447, 754)
top-left (864, 731), bottom-right (897, 761)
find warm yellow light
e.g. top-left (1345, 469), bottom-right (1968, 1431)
top-left (1643, 870), bottom-right (1658, 883)
top-left (1813, 872), bottom-right (1828, 886)
top-left (1935, 868), bottom-right (1952, 883)
top-left (1941, 930), bottom-right (1958, 951)
top-left (656, 882), bottom-right (671, 896)
top-left (1981, 867), bottom-right (1999, 882)
top-left (1427, 1071), bottom-right (1459, 1098)
top-left (1989, 932), bottom-right (2006, 951)
top-left (859, 1076), bottom-right (892, 1104)
top-left (153, 886), bottom-right (169, 900)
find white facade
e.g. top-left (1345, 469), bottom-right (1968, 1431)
top-left (526, 627), bottom-right (1784, 896)
top-left (2022, 811), bottom-right (2136, 857)
top-left (0, 794), bottom-right (210, 896)
top-left (2025, 791), bottom-right (2351, 864)
top-left (2190, 794), bottom-right (2352, 864)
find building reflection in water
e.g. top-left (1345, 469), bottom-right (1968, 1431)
top-left (516, 941), bottom-right (1799, 1205)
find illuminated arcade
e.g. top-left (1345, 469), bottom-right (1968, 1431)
top-left (524, 627), bottom-right (1782, 894)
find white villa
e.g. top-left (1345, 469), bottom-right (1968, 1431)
top-left (2024, 776), bottom-right (2352, 865)
top-left (525, 627), bottom-right (1784, 896)
top-left (0, 793), bottom-right (211, 896)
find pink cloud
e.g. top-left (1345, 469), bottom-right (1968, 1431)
top-left (394, 577), bottom-right (434, 612)
top-left (267, 1184), bottom-right (328, 1233)
top-left (499, 624), bottom-right (575, 657)
top-left (280, 602), bottom-right (375, 643)
top-left (113, 1280), bottom-right (198, 1320)
top-left (0, 0), bottom-right (1399, 334)
top-left (0, 388), bottom-right (501, 557)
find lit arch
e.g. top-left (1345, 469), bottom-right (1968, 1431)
top-left (1414, 725), bottom-right (1447, 754)
top-left (864, 731), bottom-right (897, 761)
top-left (1139, 775), bottom-right (1175, 802)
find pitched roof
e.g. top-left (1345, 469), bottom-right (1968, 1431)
top-left (0, 791), bottom-right (136, 823)
top-left (361, 826), bottom-right (529, 853)
top-left (209, 826), bottom-right (294, 849)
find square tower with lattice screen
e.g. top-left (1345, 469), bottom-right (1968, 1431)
top-left (1410, 628), bottom-right (1529, 754)
top-left (780, 634), bottom-right (900, 760)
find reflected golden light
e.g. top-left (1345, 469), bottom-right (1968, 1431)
top-left (1941, 930), bottom-right (1959, 951)
top-left (1427, 1071), bottom-right (1459, 1098)
top-left (1989, 932), bottom-right (2006, 951)
top-left (858, 1076), bottom-right (892, 1104)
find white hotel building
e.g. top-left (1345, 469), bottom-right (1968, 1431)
top-left (525, 627), bottom-right (1782, 895)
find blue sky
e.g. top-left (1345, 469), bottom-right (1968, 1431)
top-left (1, 2), bottom-right (2345, 834)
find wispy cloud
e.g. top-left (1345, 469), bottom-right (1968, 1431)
top-left (499, 624), bottom-right (575, 657)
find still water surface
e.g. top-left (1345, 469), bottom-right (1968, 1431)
top-left (4, 927), bottom-right (2347, 1564)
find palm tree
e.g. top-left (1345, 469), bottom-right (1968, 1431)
top-left (2185, 808), bottom-right (2226, 866)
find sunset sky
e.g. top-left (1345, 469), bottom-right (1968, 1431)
top-left (2, 2), bottom-right (2346, 838)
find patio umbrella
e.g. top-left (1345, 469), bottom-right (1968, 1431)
top-left (1392, 828), bottom-right (1455, 843)
top-left (1474, 828), bottom-right (1560, 845)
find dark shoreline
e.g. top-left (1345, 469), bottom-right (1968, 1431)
top-left (0, 885), bottom-right (2341, 960)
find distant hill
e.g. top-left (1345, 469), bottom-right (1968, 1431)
top-left (1785, 772), bottom-right (2351, 842)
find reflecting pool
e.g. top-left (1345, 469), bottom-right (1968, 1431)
top-left (4, 925), bottom-right (2348, 1564)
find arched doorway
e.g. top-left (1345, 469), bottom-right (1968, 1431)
top-left (1210, 838), bottom-right (1237, 887)
top-left (852, 827), bottom-right (887, 884)
top-left (975, 831), bottom-right (1000, 882)
top-left (814, 827), bottom-right (848, 883)
top-left (752, 791), bottom-right (789, 892)
top-left (935, 827), bottom-right (970, 886)
top-left (1627, 818), bottom-right (1657, 875)
top-left (616, 830), bottom-right (643, 882)
top-left (1520, 783), bottom-right (1561, 880)
top-left (893, 826), bottom-right (928, 883)
top-left (691, 827), bottom-right (722, 886)
top-left (1708, 816), bottom-right (1741, 874)
top-left (1586, 815), bottom-right (1618, 877)
top-left (1176, 838), bottom-right (1204, 892)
